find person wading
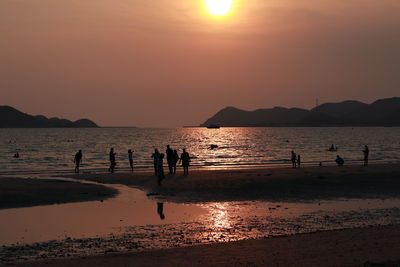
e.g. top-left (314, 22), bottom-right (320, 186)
top-left (179, 148), bottom-right (191, 175)
top-left (109, 148), bottom-right (117, 173)
top-left (74, 150), bottom-right (82, 173)
top-left (166, 145), bottom-right (174, 174)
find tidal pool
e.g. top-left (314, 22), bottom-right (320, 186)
top-left (1, 178), bottom-right (400, 263)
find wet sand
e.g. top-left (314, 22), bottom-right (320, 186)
top-left (2, 164), bottom-right (399, 208)
top-left (67, 163), bottom-right (400, 203)
top-left (0, 177), bottom-right (118, 209)
top-left (12, 224), bottom-right (400, 267)
top-left (2, 164), bottom-right (400, 266)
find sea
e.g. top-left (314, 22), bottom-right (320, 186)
top-left (1, 127), bottom-right (400, 174)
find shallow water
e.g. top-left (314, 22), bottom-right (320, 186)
top-left (0, 183), bottom-right (206, 246)
top-left (1, 127), bottom-right (400, 174)
top-left (1, 178), bottom-right (400, 248)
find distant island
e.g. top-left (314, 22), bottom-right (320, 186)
top-left (0, 106), bottom-right (98, 128)
top-left (201, 97), bottom-right (400, 127)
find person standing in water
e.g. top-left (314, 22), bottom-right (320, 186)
top-left (109, 148), bottom-right (117, 173)
top-left (74, 150), bottom-right (82, 173)
top-left (179, 148), bottom-right (191, 175)
top-left (363, 145), bottom-right (369, 166)
top-left (166, 145), bottom-right (174, 174)
top-left (128, 149), bottom-right (134, 172)
top-left (151, 149), bottom-right (160, 176)
top-left (172, 149), bottom-right (179, 174)
top-left (291, 150), bottom-right (297, 168)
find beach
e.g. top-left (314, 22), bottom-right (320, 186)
top-left (1, 164), bottom-right (400, 266)
top-left (67, 164), bottom-right (400, 203)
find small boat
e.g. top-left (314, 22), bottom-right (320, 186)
top-left (207, 124), bottom-right (220, 129)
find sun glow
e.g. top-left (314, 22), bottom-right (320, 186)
top-left (206, 0), bottom-right (233, 16)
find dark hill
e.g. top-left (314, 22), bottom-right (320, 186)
top-left (345, 97), bottom-right (400, 123)
top-left (311, 100), bottom-right (367, 118)
top-left (0, 106), bottom-right (98, 128)
top-left (201, 97), bottom-right (400, 127)
top-left (202, 107), bottom-right (310, 126)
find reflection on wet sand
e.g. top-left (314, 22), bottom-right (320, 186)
top-left (1, 181), bottom-right (400, 263)
top-left (207, 203), bottom-right (231, 229)
top-left (157, 202), bottom-right (165, 220)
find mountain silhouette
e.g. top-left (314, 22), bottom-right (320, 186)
top-left (0, 106), bottom-right (98, 128)
top-left (310, 100), bottom-right (367, 118)
top-left (201, 97), bottom-right (400, 127)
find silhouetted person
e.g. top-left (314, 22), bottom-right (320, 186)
top-left (157, 202), bottom-right (165, 220)
top-left (297, 154), bottom-right (301, 168)
top-left (128, 149), bottom-right (134, 172)
top-left (13, 152), bottom-right (20, 158)
top-left (179, 148), bottom-right (191, 175)
top-left (151, 149), bottom-right (160, 176)
top-left (329, 144), bottom-right (335, 151)
top-left (172, 149), bottom-right (179, 174)
top-left (335, 155), bottom-right (344, 166)
top-left (363, 145), bottom-right (369, 166)
top-left (166, 145), bottom-right (174, 174)
top-left (109, 148), bottom-right (117, 173)
top-left (74, 150), bottom-right (82, 173)
top-left (157, 153), bottom-right (165, 185)
top-left (291, 151), bottom-right (297, 168)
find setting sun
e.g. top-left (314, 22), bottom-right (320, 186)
top-left (206, 0), bottom-right (233, 16)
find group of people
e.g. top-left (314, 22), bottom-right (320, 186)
top-left (291, 145), bottom-right (370, 168)
top-left (73, 146), bottom-right (191, 179)
top-left (290, 151), bottom-right (301, 168)
top-left (152, 146), bottom-right (191, 185)
top-left (73, 144), bottom-right (370, 175)
top-left (335, 145), bottom-right (369, 166)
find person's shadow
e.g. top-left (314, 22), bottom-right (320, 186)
top-left (157, 202), bottom-right (165, 220)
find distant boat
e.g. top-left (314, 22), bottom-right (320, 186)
top-left (207, 124), bottom-right (220, 129)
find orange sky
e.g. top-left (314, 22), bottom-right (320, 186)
top-left (1, 0), bottom-right (399, 127)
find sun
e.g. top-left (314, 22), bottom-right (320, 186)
top-left (206, 0), bottom-right (233, 16)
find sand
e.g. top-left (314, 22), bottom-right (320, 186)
top-left (67, 164), bottom-right (400, 203)
top-left (12, 225), bottom-right (400, 267)
top-left (2, 164), bottom-right (400, 266)
top-left (0, 177), bottom-right (118, 209)
top-left (2, 164), bottom-right (399, 208)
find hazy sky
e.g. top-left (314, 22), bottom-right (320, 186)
top-left (1, 0), bottom-right (399, 127)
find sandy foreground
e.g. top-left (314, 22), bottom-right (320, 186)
top-left (11, 225), bottom-right (400, 267)
top-left (2, 164), bottom-right (400, 266)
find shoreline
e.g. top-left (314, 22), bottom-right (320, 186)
top-left (1, 159), bottom-right (399, 176)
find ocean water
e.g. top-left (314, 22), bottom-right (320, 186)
top-left (0, 127), bottom-right (400, 173)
